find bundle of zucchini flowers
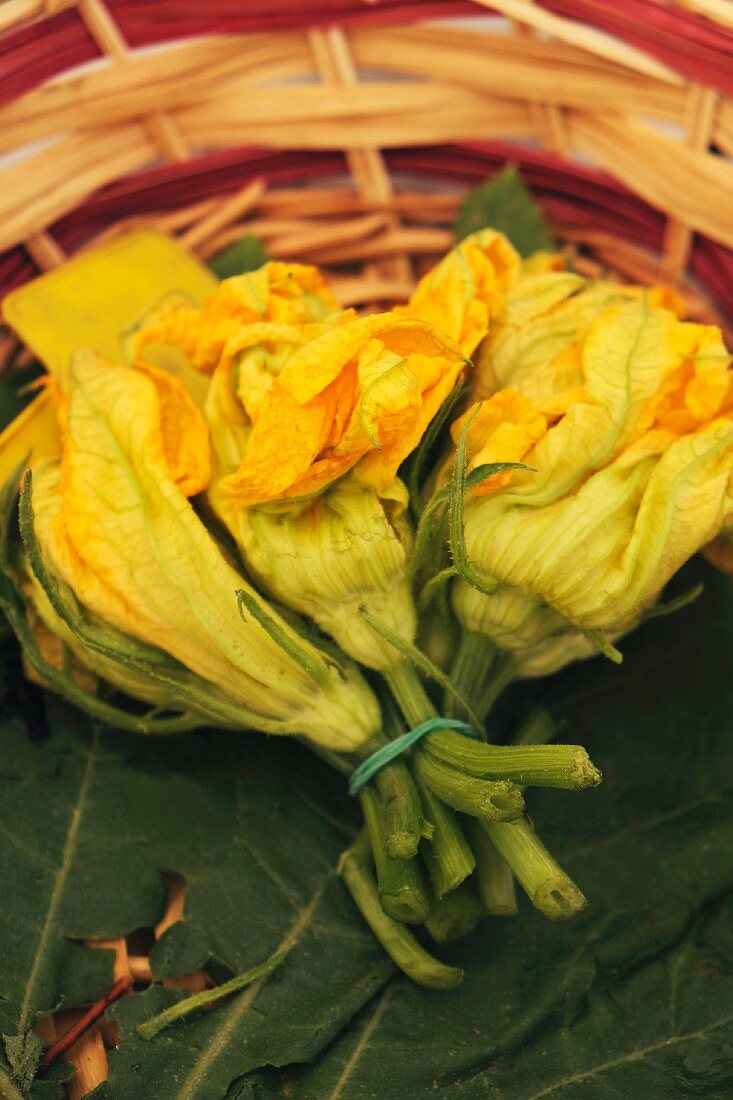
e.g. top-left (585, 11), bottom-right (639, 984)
top-left (3, 231), bottom-right (733, 990)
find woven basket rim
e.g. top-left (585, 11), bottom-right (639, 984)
top-left (3, 1), bottom-right (733, 102)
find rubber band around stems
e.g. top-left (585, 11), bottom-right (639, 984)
top-left (349, 718), bottom-right (482, 796)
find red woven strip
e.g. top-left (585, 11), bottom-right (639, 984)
top-left (117, 0), bottom-right (476, 40)
top-left (2, 142), bottom-right (731, 324)
top-left (2, 0), bottom-right (733, 108)
top-left (0, 1), bottom-right (474, 106)
top-left (0, 11), bottom-right (98, 107)
top-left (545, 0), bottom-right (733, 96)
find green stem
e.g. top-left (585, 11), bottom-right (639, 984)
top-left (360, 786), bottom-right (430, 924)
top-left (475, 655), bottom-right (516, 722)
top-left (137, 946), bottom-right (291, 1040)
top-left (362, 609), bottom-right (481, 728)
top-left (374, 758), bottom-right (424, 860)
top-left (377, 701), bottom-right (430, 858)
top-left (384, 662), bottom-right (476, 895)
top-left (466, 818), bottom-right (517, 916)
top-left (423, 731), bottom-right (602, 790)
top-left (414, 752), bottom-right (524, 821)
top-left (305, 741), bottom-right (355, 775)
top-left (444, 630), bottom-right (497, 719)
top-left (426, 882), bottom-right (485, 943)
top-left (340, 834), bottom-right (463, 989)
top-left (384, 660), bottom-right (436, 728)
top-left (482, 818), bottom-right (587, 920)
top-left (512, 704), bottom-right (564, 746)
top-left (416, 776), bottom-right (475, 897)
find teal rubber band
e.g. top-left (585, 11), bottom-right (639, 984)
top-left (349, 717), bottom-right (482, 796)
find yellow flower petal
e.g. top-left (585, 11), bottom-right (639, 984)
top-left (220, 314), bottom-right (466, 505)
top-left (32, 351), bottom-right (377, 748)
top-left (474, 274), bottom-right (686, 404)
top-left (452, 391), bottom-right (548, 494)
top-left (397, 229), bottom-right (520, 357)
top-left (135, 262), bottom-right (340, 373)
top-left (135, 362), bottom-right (210, 496)
top-left (451, 298), bottom-right (733, 677)
top-left (521, 251), bottom-right (568, 275)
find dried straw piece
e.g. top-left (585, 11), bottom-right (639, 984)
top-left (180, 179), bottom-right (266, 251)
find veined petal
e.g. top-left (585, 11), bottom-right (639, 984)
top-left (452, 391), bottom-right (547, 494)
top-left (356, 356), bottom-right (421, 450)
top-left (135, 362), bottom-right (210, 496)
top-left (212, 474), bottom-right (416, 670)
top-left (216, 381), bottom-right (337, 506)
top-left (134, 262), bottom-right (340, 374)
top-left (220, 314), bottom-right (466, 504)
top-left (205, 357), bottom-right (252, 477)
top-left (31, 351), bottom-right (378, 748)
top-left (474, 275), bottom-right (685, 403)
top-left (397, 229), bottom-right (520, 357)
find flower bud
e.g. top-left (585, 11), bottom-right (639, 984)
top-left (473, 269), bottom-right (686, 404)
top-left (23, 351), bottom-right (380, 750)
top-left (203, 313), bottom-right (466, 668)
top-left (215, 313), bottom-right (467, 505)
top-left (452, 300), bottom-right (733, 673)
top-left (204, 316), bottom-right (354, 477)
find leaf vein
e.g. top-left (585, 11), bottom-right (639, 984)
top-left (17, 729), bottom-right (100, 1031)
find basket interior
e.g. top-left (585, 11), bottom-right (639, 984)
top-left (1, 2), bottom-right (733, 1095)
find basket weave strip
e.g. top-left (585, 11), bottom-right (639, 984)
top-left (3, 1), bottom-right (733, 97)
top-left (0, 19), bottom-right (732, 264)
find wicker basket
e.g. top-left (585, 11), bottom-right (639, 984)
top-left (1, 1), bottom-right (732, 1094)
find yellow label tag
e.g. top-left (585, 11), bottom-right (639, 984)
top-left (0, 231), bottom-right (217, 480)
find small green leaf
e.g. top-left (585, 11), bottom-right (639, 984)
top-left (455, 166), bottom-right (555, 257)
top-left (464, 460), bottom-right (534, 490)
top-left (208, 235), bottom-right (268, 280)
top-left (2, 1032), bottom-right (41, 1094)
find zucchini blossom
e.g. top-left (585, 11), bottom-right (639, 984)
top-left (207, 313), bottom-right (467, 668)
top-left (452, 298), bottom-right (733, 676)
top-left (17, 350), bottom-right (380, 749)
top-left (133, 261), bottom-right (341, 373)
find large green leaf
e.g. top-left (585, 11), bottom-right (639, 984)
top-left (239, 559), bottom-right (733, 1097)
top-left (5, 558), bottom-right (733, 1100)
top-left (0, 697), bottom-right (390, 1095)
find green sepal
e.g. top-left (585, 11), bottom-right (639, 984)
top-left (359, 605), bottom-right (482, 730)
top-left (404, 378), bottom-right (467, 516)
top-left (0, 467), bottom-right (200, 735)
top-left (16, 470), bottom-right (292, 734)
top-left (236, 588), bottom-right (337, 690)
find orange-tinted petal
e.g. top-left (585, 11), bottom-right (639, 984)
top-left (452, 391), bottom-right (548, 494)
top-left (135, 362), bottom-right (211, 496)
